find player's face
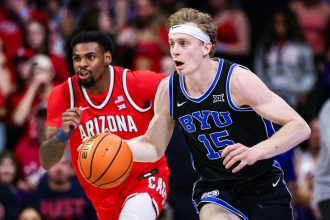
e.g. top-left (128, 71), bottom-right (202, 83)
top-left (168, 33), bottom-right (206, 75)
top-left (72, 42), bottom-right (111, 88)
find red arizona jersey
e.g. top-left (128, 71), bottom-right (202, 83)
top-left (45, 65), bottom-right (169, 211)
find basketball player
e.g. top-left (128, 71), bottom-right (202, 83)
top-left (39, 31), bottom-right (169, 220)
top-left (126, 8), bottom-right (311, 220)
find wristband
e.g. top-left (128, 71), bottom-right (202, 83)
top-left (55, 127), bottom-right (73, 143)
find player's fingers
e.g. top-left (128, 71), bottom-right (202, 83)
top-left (82, 136), bottom-right (90, 143)
top-left (104, 128), bottom-right (110, 133)
top-left (62, 114), bottom-right (81, 126)
top-left (232, 161), bottom-right (247, 173)
top-left (221, 144), bottom-right (239, 158)
top-left (222, 147), bottom-right (244, 165)
top-left (77, 143), bottom-right (83, 152)
top-left (224, 153), bottom-right (243, 169)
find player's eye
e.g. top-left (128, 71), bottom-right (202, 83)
top-left (180, 41), bottom-right (188, 47)
top-left (73, 56), bottom-right (80, 62)
top-left (87, 55), bottom-right (95, 60)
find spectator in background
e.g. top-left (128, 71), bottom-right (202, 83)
top-left (22, 18), bottom-right (70, 84)
top-left (18, 207), bottom-right (44, 220)
top-left (295, 118), bottom-right (320, 220)
top-left (0, 183), bottom-right (19, 220)
top-left (116, 0), bottom-right (169, 71)
top-left (0, 151), bottom-right (32, 211)
top-left (5, 48), bottom-right (34, 150)
top-left (12, 55), bottom-right (53, 191)
top-left (254, 9), bottom-right (316, 110)
top-left (34, 155), bottom-right (97, 220)
top-left (205, 0), bottom-right (251, 66)
top-left (0, 38), bottom-right (13, 152)
top-left (290, 0), bottom-right (330, 71)
top-left (43, 0), bottom-right (74, 57)
top-left (314, 98), bottom-right (330, 220)
top-left (0, 0), bottom-right (48, 73)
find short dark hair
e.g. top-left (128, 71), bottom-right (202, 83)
top-left (70, 31), bottom-right (114, 53)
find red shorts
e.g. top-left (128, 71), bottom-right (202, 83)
top-left (87, 157), bottom-right (170, 220)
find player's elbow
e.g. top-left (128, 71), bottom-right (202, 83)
top-left (154, 147), bottom-right (166, 162)
top-left (39, 157), bottom-right (53, 171)
top-left (299, 120), bottom-right (311, 142)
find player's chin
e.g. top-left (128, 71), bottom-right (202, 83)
top-left (175, 68), bottom-right (185, 75)
top-left (79, 78), bottom-right (96, 88)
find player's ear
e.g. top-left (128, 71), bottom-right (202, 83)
top-left (104, 51), bottom-right (112, 65)
top-left (202, 42), bottom-right (212, 57)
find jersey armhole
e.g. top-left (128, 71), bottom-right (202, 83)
top-left (68, 77), bottom-right (75, 108)
top-left (123, 69), bottom-right (152, 113)
top-left (169, 73), bottom-right (174, 118)
top-left (226, 64), bottom-right (253, 112)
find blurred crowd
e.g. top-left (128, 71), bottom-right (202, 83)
top-left (0, 0), bottom-right (329, 219)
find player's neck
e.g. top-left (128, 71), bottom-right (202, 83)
top-left (183, 59), bottom-right (218, 97)
top-left (85, 68), bottom-right (111, 94)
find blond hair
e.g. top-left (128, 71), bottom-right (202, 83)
top-left (166, 8), bottom-right (217, 56)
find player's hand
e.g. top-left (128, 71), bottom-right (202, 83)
top-left (62, 107), bottom-right (82, 132)
top-left (221, 143), bottom-right (257, 173)
top-left (77, 136), bottom-right (91, 152)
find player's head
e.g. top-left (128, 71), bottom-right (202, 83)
top-left (70, 31), bottom-right (114, 88)
top-left (166, 8), bottom-right (217, 57)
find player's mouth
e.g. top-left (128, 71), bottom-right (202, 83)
top-left (174, 60), bottom-right (184, 69)
top-left (78, 70), bottom-right (92, 80)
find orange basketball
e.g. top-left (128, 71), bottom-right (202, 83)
top-left (77, 132), bottom-right (133, 189)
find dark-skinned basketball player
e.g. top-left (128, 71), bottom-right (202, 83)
top-left (39, 31), bottom-right (169, 220)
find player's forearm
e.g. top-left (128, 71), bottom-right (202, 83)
top-left (39, 137), bottom-right (67, 170)
top-left (253, 119), bottom-right (311, 160)
top-left (126, 136), bottom-right (162, 162)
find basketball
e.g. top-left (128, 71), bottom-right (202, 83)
top-left (77, 132), bottom-right (133, 189)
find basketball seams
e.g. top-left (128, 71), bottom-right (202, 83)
top-left (78, 144), bottom-right (88, 180)
top-left (88, 133), bottom-right (110, 179)
top-left (92, 139), bottom-right (123, 184)
top-left (77, 133), bottom-right (133, 188)
top-left (98, 151), bottom-right (133, 187)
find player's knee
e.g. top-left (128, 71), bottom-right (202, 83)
top-left (119, 193), bottom-right (157, 220)
top-left (200, 203), bottom-right (240, 220)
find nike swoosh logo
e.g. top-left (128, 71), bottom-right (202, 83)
top-left (177, 101), bottom-right (187, 107)
top-left (272, 176), bottom-right (281, 187)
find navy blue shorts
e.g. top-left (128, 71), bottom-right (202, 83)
top-left (192, 169), bottom-right (293, 220)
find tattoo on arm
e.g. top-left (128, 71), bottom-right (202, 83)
top-left (39, 126), bottom-right (67, 170)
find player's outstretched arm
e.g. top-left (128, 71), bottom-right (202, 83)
top-left (39, 108), bottom-right (82, 170)
top-left (126, 77), bottom-right (175, 162)
top-left (222, 67), bottom-right (311, 172)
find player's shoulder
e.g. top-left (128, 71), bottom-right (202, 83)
top-left (50, 76), bottom-right (73, 97)
top-left (127, 69), bottom-right (167, 79)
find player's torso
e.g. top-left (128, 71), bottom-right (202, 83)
top-left (67, 66), bottom-right (168, 200)
top-left (70, 67), bottom-right (151, 143)
top-left (170, 59), bottom-right (274, 183)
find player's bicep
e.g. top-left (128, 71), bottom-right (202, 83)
top-left (146, 78), bottom-right (175, 150)
top-left (231, 67), bottom-right (300, 126)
